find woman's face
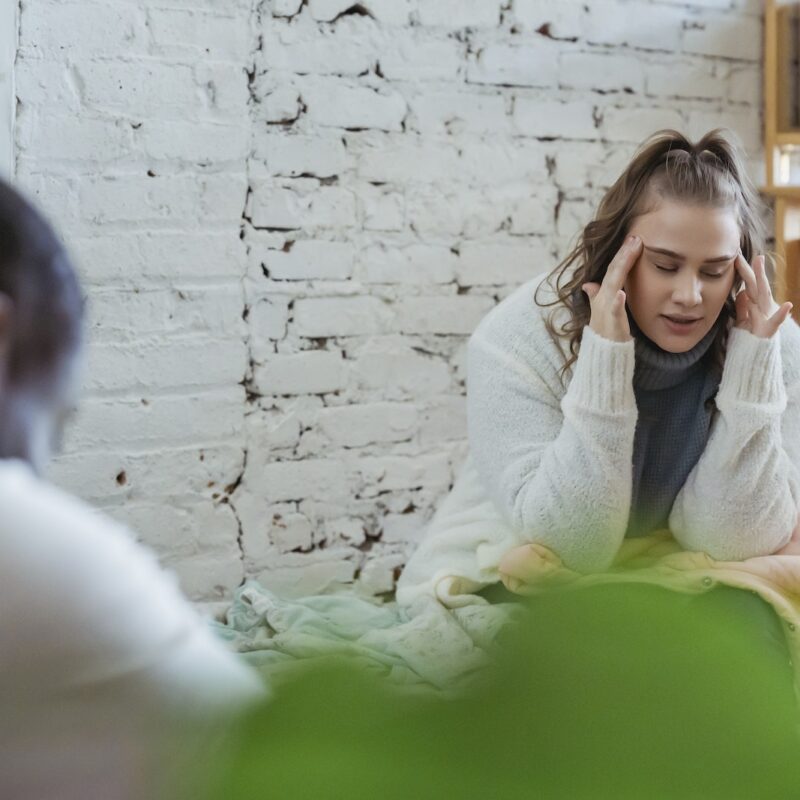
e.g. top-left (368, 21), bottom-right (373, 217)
top-left (623, 200), bottom-right (740, 352)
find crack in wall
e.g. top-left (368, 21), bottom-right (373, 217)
top-left (228, 0), bottom-right (265, 587)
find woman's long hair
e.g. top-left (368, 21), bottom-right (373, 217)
top-left (534, 128), bottom-right (771, 389)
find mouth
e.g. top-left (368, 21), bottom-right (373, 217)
top-left (661, 314), bottom-right (702, 333)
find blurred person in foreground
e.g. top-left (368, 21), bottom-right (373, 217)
top-left (0, 179), bottom-right (265, 800)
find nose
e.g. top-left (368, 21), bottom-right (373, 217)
top-left (671, 272), bottom-right (703, 308)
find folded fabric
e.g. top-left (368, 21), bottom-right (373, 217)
top-left (212, 582), bottom-right (523, 696)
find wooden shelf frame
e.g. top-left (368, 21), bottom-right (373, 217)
top-left (763, 0), bottom-right (800, 313)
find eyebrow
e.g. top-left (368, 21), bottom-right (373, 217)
top-left (643, 245), bottom-right (737, 265)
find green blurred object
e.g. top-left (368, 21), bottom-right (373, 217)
top-left (184, 581), bottom-right (800, 800)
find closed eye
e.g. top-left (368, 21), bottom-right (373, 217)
top-left (655, 265), bottom-right (725, 279)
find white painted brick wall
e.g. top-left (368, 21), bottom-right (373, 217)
top-left (12, 0), bottom-right (767, 603)
top-left (0, 1), bottom-right (15, 178)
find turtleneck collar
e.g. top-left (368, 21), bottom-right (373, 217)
top-left (626, 306), bottom-right (722, 391)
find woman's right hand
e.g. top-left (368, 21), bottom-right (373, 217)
top-left (581, 234), bottom-right (643, 343)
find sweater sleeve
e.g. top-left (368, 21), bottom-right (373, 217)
top-left (466, 324), bottom-right (639, 574)
top-left (0, 464), bottom-right (265, 713)
top-left (667, 323), bottom-right (800, 560)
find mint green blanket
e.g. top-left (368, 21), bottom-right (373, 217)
top-left (212, 580), bottom-right (522, 695)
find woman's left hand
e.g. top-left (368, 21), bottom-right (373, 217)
top-left (733, 252), bottom-right (793, 339)
top-left (773, 513), bottom-right (800, 556)
top-left (498, 544), bottom-right (540, 594)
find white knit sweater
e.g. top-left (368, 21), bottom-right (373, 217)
top-left (396, 270), bottom-right (800, 607)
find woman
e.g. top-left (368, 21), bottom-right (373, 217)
top-left (0, 179), bottom-right (264, 799)
top-left (396, 128), bottom-right (800, 617)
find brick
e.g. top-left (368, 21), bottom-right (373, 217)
top-left (378, 38), bottom-right (463, 81)
top-left (359, 185), bottom-right (405, 231)
top-left (147, 8), bottom-right (251, 59)
top-left (355, 552), bottom-right (406, 594)
top-left (194, 63), bottom-right (251, 113)
top-left (467, 42), bottom-right (559, 88)
top-left (645, 61), bottom-right (724, 101)
top-left (19, 2), bottom-right (148, 57)
top-left (16, 113), bottom-right (134, 162)
top-left (456, 241), bottom-right (547, 286)
top-left (355, 453), bottom-right (451, 494)
top-left (417, 0), bottom-right (502, 27)
top-left (511, 0), bottom-right (583, 38)
top-left (13, 60), bottom-right (82, 113)
top-left (77, 173), bottom-right (247, 226)
top-left (138, 120), bottom-right (250, 162)
top-left (404, 185), bottom-right (509, 238)
top-left (251, 350), bottom-right (348, 395)
top-left (240, 407), bottom-right (303, 455)
top-left (419, 395), bottom-right (467, 445)
top-left (682, 13), bottom-right (761, 61)
top-left (559, 52), bottom-right (645, 94)
top-left (381, 512), bottom-right (428, 544)
top-left (357, 137), bottom-right (462, 183)
top-left (85, 339), bottom-right (247, 393)
top-left (351, 341), bottom-right (452, 398)
top-left (509, 191), bottom-right (560, 235)
top-left (87, 285), bottom-right (245, 343)
top-left (409, 91), bottom-right (510, 135)
top-left (249, 297), bottom-right (291, 352)
top-left (261, 240), bottom-right (355, 280)
top-left (583, 2), bottom-right (684, 51)
top-left (362, 0), bottom-right (414, 25)
top-left (514, 98), bottom-right (598, 139)
top-left (252, 549), bottom-right (358, 597)
top-left (357, 243), bottom-right (457, 284)
top-left (293, 295), bottom-right (393, 336)
top-left (302, 80), bottom-right (407, 131)
top-left (249, 457), bottom-right (353, 503)
top-left (392, 295), bottom-right (495, 335)
top-left (726, 66), bottom-right (760, 105)
top-left (261, 18), bottom-right (377, 76)
top-left (269, 512), bottom-right (314, 553)
top-left (656, 0), bottom-right (732, 6)
top-left (316, 402), bottom-right (418, 447)
top-left (457, 139), bottom-right (550, 184)
top-left (48, 444), bottom-right (244, 505)
top-left (600, 106), bottom-right (685, 143)
top-left (73, 231), bottom-right (244, 284)
top-left (66, 388), bottom-right (245, 452)
top-left (308, 0), bottom-right (355, 20)
top-left (270, 0), bottom-right (304, 17)
top-left (76, 59), bottom-right (197, 117)
top-left (249, 183), bottom-right (358, 229)
top-left (262, 86), bottom-right (302, 123)
top-left (256, 133), bottom-right (349, 178)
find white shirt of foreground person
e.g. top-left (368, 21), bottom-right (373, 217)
top-left (0, 458), bottom-right (265, 800)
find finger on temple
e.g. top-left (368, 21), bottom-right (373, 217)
top-left (735, 252), bottom-right (758, 300)
top-left (604, 237), bottom-right (641, 293)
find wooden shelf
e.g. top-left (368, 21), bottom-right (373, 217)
top-left (760, 185), bottom-right (800, 198)
top-left (765, 0), bottom-right (800, 316)
top-left (775, 131), bottom-right (800, 145)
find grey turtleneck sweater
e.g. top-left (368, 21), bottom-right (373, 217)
top-left (626, 308), bottom-right (724, 538)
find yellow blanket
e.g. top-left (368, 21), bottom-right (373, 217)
top-left (492, 527), bottom-right (800, 703)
